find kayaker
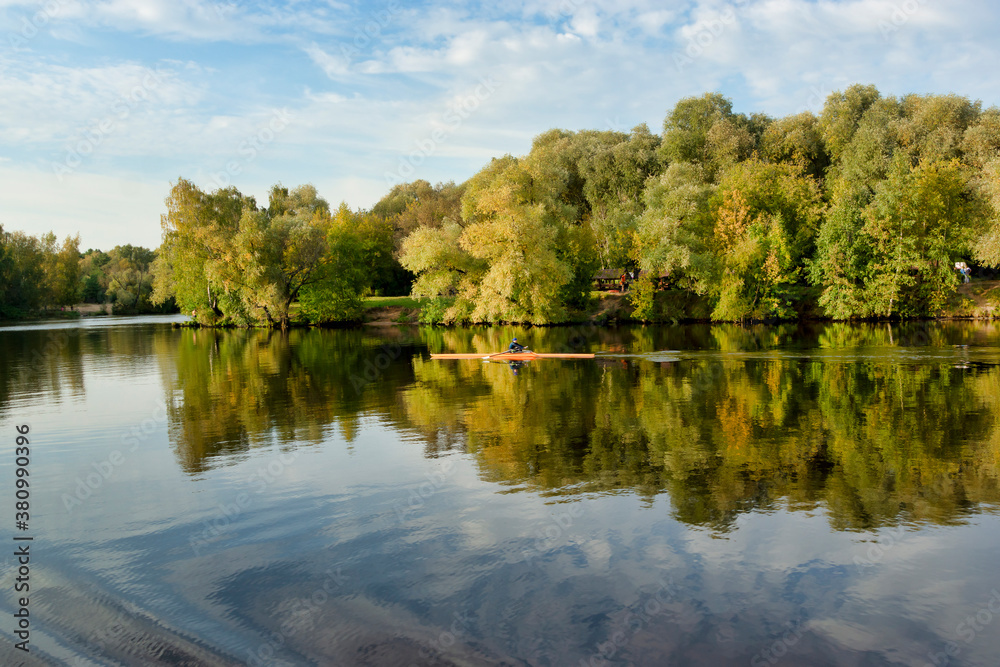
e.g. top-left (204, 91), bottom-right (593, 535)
top-left (508, 338), bottom-right (524, 353)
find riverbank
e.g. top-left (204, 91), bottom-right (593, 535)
top-left (362, 281), bottom-right (1000, 326)
top-left (50, 284), bottom-right (996, 330)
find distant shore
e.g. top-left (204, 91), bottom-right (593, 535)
top-left (362, 281), bottom-right (1000, 327)
top-left (9, 282), bottom-right (996, 328)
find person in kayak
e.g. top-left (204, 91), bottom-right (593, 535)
top-left (508, 338), bottom-right (525, 353)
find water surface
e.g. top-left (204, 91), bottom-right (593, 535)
top-left (1, 317), bottom-right (999, 666)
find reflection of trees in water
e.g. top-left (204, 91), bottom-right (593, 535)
top-left (159, 327), bottom-right (420, 473)
top-left (0, 324), bottom-right (165, 416)
top-left (157, 321), bottom-right (1000, 529)
top-left (404, 323), bottom-right (1000, 532)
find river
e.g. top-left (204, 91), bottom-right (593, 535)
top-left (1, 315), bottom-right (999, 666)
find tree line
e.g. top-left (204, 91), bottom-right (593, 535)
top-left (6, 83), bottom-right (999, 326)
top-left (0, 226), bottom-right (170, 318)
top-left (395, 84), bottom-right (1000, 323)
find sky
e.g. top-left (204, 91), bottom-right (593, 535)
top-left (2, 0), bottom-right (999, 251)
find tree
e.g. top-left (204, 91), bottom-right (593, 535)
top-left (962, 108), bottom-right (1000, 169)
top-left (819, 84), bottom-right (882, 165)
top-left (705, 159), bottom-right (824, 321)
top-left (896, 93), bottom-right (981, 164)
top-left (973, 159), bottom-right (1000, 266)
top-left (1, 230), bottom-right (44, 316)
top-left (861, 157), bottom-right (987, 316)
top-left (79, 249), bottom-right (110, 303)
top-left (153, 178), bottom-right (254, 324)
top-left (52, 234), bottom-right (82, 307)
top-left (459, 155), bottom-right (576, 323)
top-left (634, 162), bottom-right (716, 293)
top-left (208, 185), bottom-right (330, 329)
top-left (660, 92), bottom-right (735, 166)
top-left (298, 219), bottom-right (373, 324)
top-left (808, 202), bottom-right (874, 320)
top-left (760, 112), bottom-right (829, 179)
top-left (580, 124), bottom-right (664, 269)
top-left (104, 245), bottom-right (159, 313)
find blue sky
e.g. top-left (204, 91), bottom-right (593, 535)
top-left (2, 0), bottom-right (999, 250)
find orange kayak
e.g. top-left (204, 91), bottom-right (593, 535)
top-left (430, 351), bottom-right (594, 360)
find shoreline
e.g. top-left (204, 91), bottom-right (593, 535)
top-left (8, 281), bottom-right (997, 328)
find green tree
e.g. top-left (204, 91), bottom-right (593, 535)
top-left (760, 111), bottom-right (829, 178)
top-left (52, 234), bottom-right (82, 308)
top-left (104, 245), bottom-right (159, 313)
top-left (79, 249), bottom-right (110, 303)
top-left (896, 93), bottom-right (981, 164)
top-left (209, 185), bottom-right (330, 328)
top-left (660, 92), bottom-right (735, 166)
top-left (580, 124), bottom-right (664, 269)
top-left (153, 178), bottom-right (253, 324)
top-left (459, 155), bottom-right (576, 323)
top-left (634, 162), bottom-right (716, 294)
top-left (819, 84), bottom-right (882, 165)
top-left (298, 219), bottom-right (372, 324)
top-left (861, 157), bottom-right (987, 316)
top-left (962, 108), bottom-right (1000, 169)
top-left (0, 230), bottom-right (44, 316)
top-left (973, 159), bottom-right (1000, 266)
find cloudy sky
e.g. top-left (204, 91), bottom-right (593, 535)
top-left (2, 0), bottom-right (999, 250)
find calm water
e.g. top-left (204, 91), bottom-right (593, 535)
top-left (1, 316), bottom-right (999, 666)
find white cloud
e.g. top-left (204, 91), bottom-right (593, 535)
top-left (305, 43), bottom-right (350, 78)
top-left (3, 0), bottom-right (1000, 248)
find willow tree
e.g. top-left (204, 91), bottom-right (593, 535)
top-left (153, 178), bottom-right (252, 323)
top-left (633, 162), bottom-right (716, 293)
top-left (154, 180), bottom-right (343, 328)
top-left (579, 124), bottom-right (664, 269)
top-left (298, 211), bottom-right (372, 324)
top-left (398, 131), bottom-right (606, 324)
top-left (861, 157), bottom-right (987, 316)
top-left (399, 221), bottom-right (486, 323)
top-left (104, 245), bottom-right (157, 313)
top-left (459, 154), bottom-right (576, 324)
top-left (707, 159), bottom-right (824, 321)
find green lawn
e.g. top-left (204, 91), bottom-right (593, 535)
top-left (365, 296), bottom-right (424, 309)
